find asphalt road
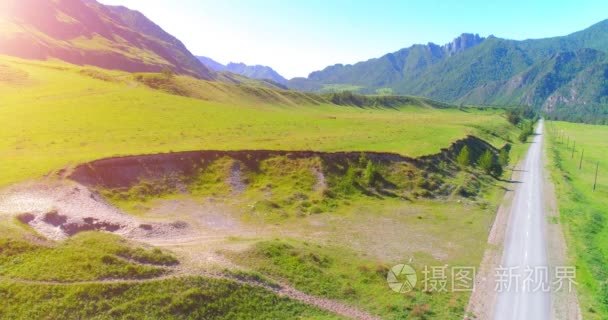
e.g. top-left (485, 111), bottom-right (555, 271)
top-left (494, 120), bottom-right (551, 320)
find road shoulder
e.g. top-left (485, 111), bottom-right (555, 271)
top-left (464, 161), bottom-right (524, 319)
top-left (543, 139), bottom-right (582, 320)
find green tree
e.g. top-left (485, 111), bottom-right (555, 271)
top-left (498, 148), bottom-right (510, 167)
top-left (456, 146), bottom-right (471, 168)
top-left (478, 150), bottom-right (494, 174)
top-left (518, 121), bottom-right (534, 142)
top-left (358, 153), bottom-right (368, 167)
top-left (518, 131), bottom-right (529, 142)
top-left (363, 160), bottom-right (376, 186)
top-left (492, 162), bottom-right (504, 177)
top-left (337, 166), bottom-right (357, 194)
top-left (506, 109), bottom-right (521, 125)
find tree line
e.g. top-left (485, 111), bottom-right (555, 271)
top-left (456, 145), bottom-right (510, 177)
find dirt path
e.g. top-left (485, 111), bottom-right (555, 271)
top-left (0, 269), bottom-right (379, 320)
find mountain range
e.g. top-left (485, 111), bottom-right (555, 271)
top-left (0, 0), bottom-right (213, 79)
top-left (289, 22), bottom-right (608, 122)
top-left (1, 0), bottom-right (607, 122)
top-left (197, 56), bottom-right (287, 85)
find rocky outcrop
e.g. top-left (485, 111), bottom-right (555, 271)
top-left (442, 33), bottom-right (485, 56)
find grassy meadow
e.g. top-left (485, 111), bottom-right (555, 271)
top-left (222, 187), bottom-right (509, 319)
top-left (0, 277), bottom-right (337, 319)
top-left (0, 224), bottom-right (336, 319)
top-left (226, 238), bottom-right (468, 319)
top-left (0, 54), bottom-right (533, 319)
top-left (0, 231), bottom-right (177, 282)
top-left (546, 121), bottom-right (608, 319)
top-left (0, 55), bottom-right (515, 187)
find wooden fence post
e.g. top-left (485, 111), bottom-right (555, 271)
top-left (572, 141), bottom-right (576, 159)
top-left (594, 162), bottom-right (599, 192)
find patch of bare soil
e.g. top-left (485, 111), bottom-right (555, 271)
top-left (227, 161), bottom-right (246, 194)
top-left (0, 179), bottom-right (195, 241)
top-left (139, 198), bottom-right (268, 245)
top-left (302, 211), bottom-right (452, 262)
top-left (313, 167), bottom-right (327, 192)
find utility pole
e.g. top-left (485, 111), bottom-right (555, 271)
top-left (579, 149), bottom-right (584, 170)
top-left (594, 162), bottom-right (599, 192)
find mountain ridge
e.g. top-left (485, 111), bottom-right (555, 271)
top-left (196, 56), bottom-right (287, 84)
top-left (288, 20), bottom-right (608, 122)
top-left (0, 0), bottom-right (213, 79)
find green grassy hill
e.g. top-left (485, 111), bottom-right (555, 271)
top-left (0, 55), bottom-right (516, 187)
top-left (0, 225), bottom-right (336, 319)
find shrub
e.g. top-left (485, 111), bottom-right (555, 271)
top-left (506, 109), bottom-right (521, 125)
top-left (456, 146), bottom-right (471, 167)
top-left (492, 162), bottom-right (504, 177)
top-left (478, 150), bottom-right (494, 174)
top-left (363, 160), bottom-right (376, 186)
top-left (336, 166), bottom-right (357, 194)
top-left (498, 148), bottom-right (510, 167)
top-left (518, 121), bottom-right (534, 142)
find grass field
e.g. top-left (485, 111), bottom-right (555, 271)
top-left (0, 231), bottom-right (177, 282)
top-left (546, 121), bottom-right (608, 319)
top-left (227, 239), bottom-right (468, 319)
top-left (0, 55), bottom-right (533, 319)
top-left (0, 277), bottom-right (337, 319)
top-left (93, 150), bottom-right (515, 319)
top-left (0, 224), bottom-right (336, 319)
top-left (223, 189), bottom-right (508, 319)
top-left (0, 55), bottom-right (516, 187)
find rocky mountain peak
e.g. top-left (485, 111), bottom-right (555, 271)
top-left (443, 33), bottom-right (485, 56)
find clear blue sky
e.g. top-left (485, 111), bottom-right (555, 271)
top-left (99, 0), bottom-right (608, 79)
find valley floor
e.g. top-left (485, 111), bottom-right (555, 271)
top-left (0, 134), bottom-right (527, 319)
top-left (0, 55), bottom-right (516, 188)
top-left (0, 55), bottom-right (531, 319)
